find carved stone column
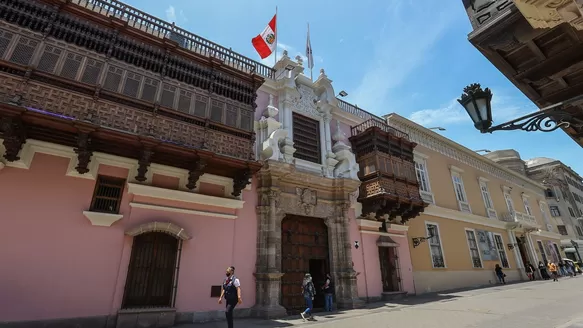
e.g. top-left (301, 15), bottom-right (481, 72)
top-left (251, 186), bottom-right (287, 318)
top-left (329, 201), bottom-right (363, 309)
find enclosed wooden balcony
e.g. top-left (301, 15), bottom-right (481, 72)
top-left (0, 0), bottom-right (267, 195)
top-left (349, 119), bottom-right (428, 223)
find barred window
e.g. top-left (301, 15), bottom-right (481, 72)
top-left (494, 234), bottom-right (509, 268)
top-left (90, 176), bottom-right (125, 214)
top-left (557, 225), bottom-right (568, 236)
top-left (292, 112), bottom-right (321, 164)
top-left (426, 224), bottom-right (445, 268)
top-left (466, 230), bottom-right (482, 268)
top-left (550, 206), bottom-right (561, 217)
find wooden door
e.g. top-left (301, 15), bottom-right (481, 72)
top-left (122, 232), bottom-right (179, 308)
top-left (378, 246), bottom-right (400, 292)
top-left (281, 216), bottom-right (329, 314)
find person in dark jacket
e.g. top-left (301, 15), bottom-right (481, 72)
top-left (538, 261), bottom-right (550, 280)
top-left (322, 273), bottom-right (334, 312)
top-left (218, 266), bottom-right (242, 328)
top-left (300, 273), bottom-right (316, 321)
top-left (495, 264), bottom-right (506, 284)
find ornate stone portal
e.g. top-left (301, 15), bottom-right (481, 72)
top-left (251, 160), bottom-right (362, 318)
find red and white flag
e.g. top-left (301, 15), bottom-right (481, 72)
top-left (252, 14), bottom-right (277, 59)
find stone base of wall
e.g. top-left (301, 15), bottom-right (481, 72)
top-left (413, 269), bottom-right (524, 294)
top-left (0, 308), bottom-right (253, 328)
top-left (0, 315), bottom-right (116, 328)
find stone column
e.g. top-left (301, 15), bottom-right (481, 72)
top-left (329, 201), bottom-right (363, 309)
top-left (251, 188), bottom-right (287, 318)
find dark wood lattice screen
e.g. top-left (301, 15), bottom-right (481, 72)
top-left (292, 113), bottom-right (321, 164)
top-left (90, 175), bottom-right (125, 214)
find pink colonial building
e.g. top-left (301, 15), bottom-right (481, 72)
top-left (0, 0), bottom-right (427, 327)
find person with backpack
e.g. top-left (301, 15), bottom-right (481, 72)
top-left (300, 273), bottom-right (316, 321)
top-left (321, 273), bottom-right (334, 312)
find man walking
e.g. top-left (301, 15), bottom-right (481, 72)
top-left (218, 266), bottom-right (242, 328)
top-left (322, 273), bottom-right (334, 312)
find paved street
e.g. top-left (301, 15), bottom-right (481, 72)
top-left (178, 277), bottom-right (583, 328)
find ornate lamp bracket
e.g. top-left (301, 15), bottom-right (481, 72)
top-left (412, 231), bottom-right (434, 249)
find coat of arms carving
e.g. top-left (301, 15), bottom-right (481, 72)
top-left (296, 187), bottom-right (317, 215)
top-left (291, 85), bottom-right (320, 117)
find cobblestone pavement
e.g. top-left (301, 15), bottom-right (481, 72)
top-left (177, 277), bottom-right (583, 328)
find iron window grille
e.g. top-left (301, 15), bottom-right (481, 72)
top-left (90, 175), bottom-right (126, 214)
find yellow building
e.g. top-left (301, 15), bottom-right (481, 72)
top-left (386, 114), bottom-right (565, 294)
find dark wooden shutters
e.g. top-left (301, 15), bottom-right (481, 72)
top-left (292, 112), bottom-right (321, 164)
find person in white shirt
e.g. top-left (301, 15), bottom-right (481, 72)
top-left (218, 266), bottom-right (242, 328)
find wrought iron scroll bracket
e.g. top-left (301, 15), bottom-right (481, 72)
top-left (411, 231), bottom-right (434, 249)
top-left (484, 98), bottom-right (583, 133)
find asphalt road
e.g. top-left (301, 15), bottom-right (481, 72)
top-left (180, 277), bottom-right (583, 328)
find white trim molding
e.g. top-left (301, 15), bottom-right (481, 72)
top-left (534, 229), bottom-right (563, 240)
top-left (127, 183), bottom-right (245, 209)
top-left (356, 219), bottom-right (383, 230)
top-left (129, 202), bottom-right (237, 220)
top-left (423, 205), bottom-right (508, 230)
top-left (82, 211), bottom-right (124, 227)
top-left (449, 164), bottom-right (465, 173)
top-left (478, 176), bottom-right (490, 183)
top-left (360, 230), bottom-right (404, 239)
top-left (413, 150), bottom-right (430, 161)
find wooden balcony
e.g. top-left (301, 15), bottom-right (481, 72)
top-left (349, 119), bottom-right (428, 223)
top-left (0, 1), bottom-right (264, 195)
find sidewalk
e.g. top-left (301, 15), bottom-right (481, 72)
top-left (174, 280), bottom-right (545, 328)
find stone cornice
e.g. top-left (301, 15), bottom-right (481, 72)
top-left (386, 114), bottom-right (546, 196)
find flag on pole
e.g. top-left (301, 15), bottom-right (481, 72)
top-left (252, 14), bottom-right (277, 59)
top-left (306, 23), bottom-right (314, 70)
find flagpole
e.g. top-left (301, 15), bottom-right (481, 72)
top-left (308, 22), bottom-right (313, 81)
top-left (274, 6), bottom-right (278, 65)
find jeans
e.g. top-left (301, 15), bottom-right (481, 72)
top-left (225, 300), bottom-right (237, 328)
top-left (497, 273), bottom-right (505, 283)
top-left (303, 296), bottom-right (313, 315)
top-left (560, 267), bottom-right (568, 276)
top-left (324, 293), bottom-right (333, 311)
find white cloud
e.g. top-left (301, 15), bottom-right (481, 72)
top-left (351, 0), bottom-right (459, 112)
top-left (165, 5), bottom-right (187, 24)
top-left (165, 6), bottom-right (176, 22)
top-left (408, 91), bottom-right (537, 127)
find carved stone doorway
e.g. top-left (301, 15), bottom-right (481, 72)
top-left (251, 160), bottom-right (362, 319)
top-left (281, 215), bottom-right (330, 314)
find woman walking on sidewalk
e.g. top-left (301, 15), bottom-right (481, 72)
top-left (300, 273), bottom-right (316, 321)
top-left (538, 261), bottom-right (550, 280)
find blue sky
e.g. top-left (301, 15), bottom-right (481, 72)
top-left (124, 0), bottom-right (582, 174)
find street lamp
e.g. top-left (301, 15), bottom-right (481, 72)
top-left (458, 83), bottom-right (583, 133)
top-left (475, 149), bottom-right (491, 153)
top-left (428, 127), bottom-right (446, 131)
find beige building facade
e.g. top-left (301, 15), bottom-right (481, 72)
top-left (386, 114), bottom-right (564, 294)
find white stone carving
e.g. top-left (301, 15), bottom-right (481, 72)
top-left (332, 121), bottom-right (359, 180)
top-left (291, 84), bottom-right (320, 117)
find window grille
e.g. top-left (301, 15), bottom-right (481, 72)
top-left (292, 112), bottom-right (321, 164)
top-left (90, 176), bottom-right (125, 214)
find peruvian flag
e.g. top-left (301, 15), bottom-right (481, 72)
top-left (252, 15), bottom-right (277, 59)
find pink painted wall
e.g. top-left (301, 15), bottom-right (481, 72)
top-left (347, 213), bottom-right (415, 300)
top-left (330, 119), bottom-right (353, 147)
top-left (0, 153), bottom-right (257, 322)
top-left (255, 90), bottom-right (277, 121)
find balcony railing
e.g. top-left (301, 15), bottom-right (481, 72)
top-left (500, 211), bottom-right (538, 226)
top-left (351, 119), bottom-right (409, 139)
top-left (67, 0), bottom-right (275, 79)
top-left (337, 99), bottom-right (385, 123)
